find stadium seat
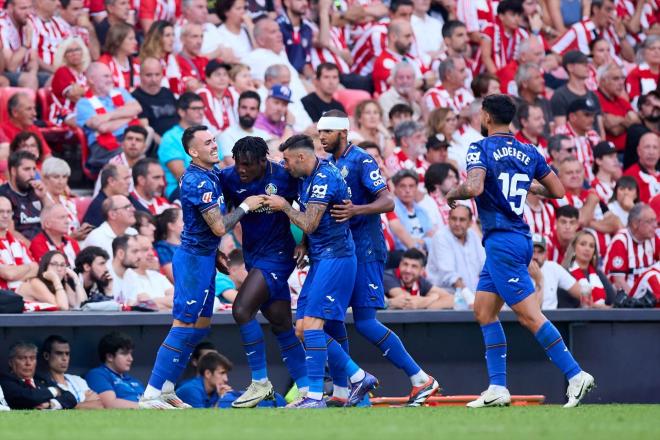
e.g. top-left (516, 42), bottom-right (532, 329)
top-left (75, 196), bottom-right (93, 223)
top-left (333, 89), bottom-right (373, 117)
top-left (0, 87), bottom-right (36, 123)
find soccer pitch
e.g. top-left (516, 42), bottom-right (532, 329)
top-left (2, 405), bottom-right (659, 440)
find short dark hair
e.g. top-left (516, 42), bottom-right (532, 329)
top-left (182, 125), bottom-right (209, 155)
top-left (401, 248), bottom-right (426, 266)
top-left (10, 131), bottom-right (43, 160)
top-left (197, 351), bottom-right (233, 376)
top-left (547, 134), bottom-right (570, 154)
top-left (424, 163), bottom-right (458, 194)
top-left (390, 0), bottom-right (413, 13)
top-left (392, 168), bottom-right (419, 185)
top-left (227, 249), bottom-right (244, 267)
top-left (75, 246), bottom-right (110, 273)
top-left (316, 62), bottom-right (340, 79)
top-left (517, 102), bottom-right (541, 123)
top-left (42, 334), bottom-right (69, 355)
top-left (482, 94), bottom-right (517, 125)
top-left (60, 0), bottom-right (74, 9)
top-left (124, 125), bottom-right (148, 141)
top-left (389, 103), bottom-right (413, 121)
top-left (132, 157), bottom-right (160, 187)
top-left (556, 205), bottom-right (580, 220)
top-left (238, 90), bottom-right (261, 107)
top-left (98, 332), bottom-right (134, 363)
top-left (191, 341), bottom-right (217, 363)
top-left (232, 136), bottom-right (269, 162)
top-left (112, 234), bottom-right (134, 258)
top-left (471, 72), bottom-right (500, 98)
top-left (8, 150), bottom-right (37, 171)
top-left (100, 163), bottom-right (120, 189)
top-left (611, 175), bottom-right (639, 204)
top-left (279, 134), bottom-right (315, 152)
top-left (358, 140), bottom-right (382, 156)
top-left (497, 0), bottom-right (524, 15)
top-left (155, 207), bottom-right (181, 242)
top-left (215, 0), bottom-right (239, 21)
top-left (442, 20), bottom-right (466, 39)
top-left (134, 210), bottom-right (155, 233)
top-left (177, 92), bottom-right (203, 111)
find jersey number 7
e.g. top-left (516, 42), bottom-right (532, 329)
top-left (498, 172), bottom-right (530, 215)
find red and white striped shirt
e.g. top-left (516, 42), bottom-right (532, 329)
top-left (196, 86), bottom-right (236, 135)
top-left (623, 164), bottom-right (660, 204)
top-left (604, 228), bottom-right (660, 289)
top-left (131, 191), bottom-right (173, 215)
top-left (139, 0), bottom-right (181, 23)
top-left (591, 177), bottom-right (615, 204)
top-left (482, 20), bottom-right (529, 71)
top-left (28, 13), bottom-right (68, 67)
top-left (310, 24), bottom-right (350, 74)
top-left (616, 0), bottom-right (659, 44)
top-left (625, 63), bottom-right (660, 109)
top-left (372, 49), bottom-right (425, 96)
top-left (54, 16), bottom-right (90, 46)
top-left (0, 12), bottom-right (25, 56)
top-left (99, 54), bottom-right (141, 91)
top-left (551, 19), bottom-right (621, 57)
top-left (423, 83), bottom-right (475, 114)
top-left (523, 200), bottom-right (555, 240)
top-left (49, 66), bottom-right (88, 126)
top-left (350, 20), bottom-right (388, 76)
top-left (385, 147), bottom-right (427, 182)
top-left (554, 122), bottom-right (600, 183)
top-left (0, 231), bottom-right (33, 291)
top-left (456, 0), bottom-right (495, 33)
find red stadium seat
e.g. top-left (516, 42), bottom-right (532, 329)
top-left (75, 196), bottom-right (93, 223)
top-left (333, 89), bottom-right (373, 117)
top-left (0, 87), bottom-right (36, 123)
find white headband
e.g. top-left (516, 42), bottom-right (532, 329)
top-left (317, 116), bottom-right (350, 131)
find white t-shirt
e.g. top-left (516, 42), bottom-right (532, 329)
top-left (540, 261), bottom-right (577, 310)
top-left (121, 269), bottom-right (173, 303)
top-left (411, 13), bottom-right (444, 58)
top-left (57, 374), bottom-right (90, 403)
top-left (607, 201), bottom-right (629, 225)
top-left (217, 125), bottom-right (271, 158)
top-left (215, 25), bottom-right (253, 59)
top-left (81, 223), bottom-right (137, 263)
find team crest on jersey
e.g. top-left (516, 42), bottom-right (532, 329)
top-left (612, 256), bottom-right (624, 269)
top-left (202, 191), bottom-right (213, 203)
top-left (340, 166), bottom-right (349, 178)
top-left (265, 183), bottom-right (277, 195)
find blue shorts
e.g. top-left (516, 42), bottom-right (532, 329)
top-left (477, 231), bottom-right (535, 306)
top-left (246, 259), bottom-right (295, 308)
top-left (172, 249), bottom-right (216, 323)
top-left (296, 256), bottom-right (357, 321)
top-left (350, 260), bottom-right (385, 309)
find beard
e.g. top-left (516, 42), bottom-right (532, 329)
top-left (481, 124), bottom-right (489, 137)
top-left (239, 115), bottom-right (256, 129)
top-left (646, 114), bottom-right (660, 123)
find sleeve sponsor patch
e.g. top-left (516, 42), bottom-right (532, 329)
top-left (202, 191), bottom-right (213, 203)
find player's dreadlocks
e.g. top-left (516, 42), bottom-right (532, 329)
top-left (232, 136), bottom-right (269, 163)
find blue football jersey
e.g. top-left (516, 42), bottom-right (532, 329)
top-left (219, 161), bottom-right (298, 267)
top-left (298, 159), bottom-right (355, 261)
top-left (330, 144), bottom-right (388, 263)
top-left (465, 133), bottom-right (551, 239)
top-left (179, 163), bottom-right (226, 255)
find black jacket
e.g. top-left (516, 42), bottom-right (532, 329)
top-left (0, 372), bottom-right (77, 410)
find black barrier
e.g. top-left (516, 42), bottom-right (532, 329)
top-left (1, 310), bottom-right (659, 404)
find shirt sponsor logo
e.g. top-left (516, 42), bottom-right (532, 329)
top-left (202, 191), bottom-right (213, 203)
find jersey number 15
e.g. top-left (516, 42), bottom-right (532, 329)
top-left (498, 172), bottom-right (530, 215)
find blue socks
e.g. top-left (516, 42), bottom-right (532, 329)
top-left (239, 320), bottom-right (267, 381)
top-left (534, 321), bottom-right (582, 380)
top-left (303, 329), bottom-right (327, 400)
top-left (481, 321), bottom-right (507, 387)
top-left (324, 320), bottom-right (349, 388)
top-left (275, 329), bottom-right (309, 390)
top-left (148, 327), bottom-right (196, 389)
top-left (353, 308), bottom-right (421, 377)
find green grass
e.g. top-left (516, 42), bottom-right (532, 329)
top-left (2, 405), bottom-right (659, 440)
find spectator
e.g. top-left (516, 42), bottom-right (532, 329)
top-left (562, 231), bottom-right (614, 308)
top-left (154, 207), bottom-right (182, 283)
top-left (258, 63), bottom-right (313, 134)
top-left (16, 250), bottom-right (87, 310)
top-left (173, 0), bottom-right (223, 58)
top-left (41, 335), bottom-right (103, 409)
top-left (391, 169), bottom-right (435, 251)
top-left (591, 141), bottom-right (622, 204)
top-left (217, 91), bottom-right (270, 164)
top-left (93, 0), bottom-right (131, 47)
top-left (75, 62), bottom-right (142, 174)
top-left (427, 205), bottom-right (484, 302)
top-left (0, 195), bottom-right (37, 291)
top-left (8, 132), bottom-right (45, 172)
top-left (83, 164), bottom-right (136, 227)
top-left (452, 98), bottom-right (484, 155)
top-left (85, 332), bottom-right (144, 409)
top-left (378, 62), bottom-right (422, 124)
top-left (228, 63), bottom-right (256, 95)
top-left (0, 342), bottom-right (77, 410)
top-left (214, 249), bottom-right (248, 305)
top-left (29, 0), bottom-right (68, 76)
top-left (196, 60), bottom-right (236, 136)
top-left (555, 98), bottom-right (602, 182)
top-left (74, 246), bottom-right (113, 300)
top-left (551, 51), bottom-right (604, 135)
top-left (133, 211), bottom-right (157, 243)
top-left (277, 0), bottom-right (313, 75)
top-left (588, 38), bottom-right (614, 91)
top-left (419, 162), bottom-right (462, 227)
top-left (56, 0), bottom-right (101, 60)
top-left (388, 104), bottom-right (414, 130)
top-left (108, 234), bottom-right (140, 300)
top-left (596, 63), bottom-right (639, 152)
top-left (426, 108), bottom-right (463, 170)
top-left (348, 100), bottom-right (393, 152)
top-left (132, 57), bottom-right (179, 146)
top-left (386, 121), bottom-right (427, 178)
top-left (301, 63), bottom-right (345, 122)
top-left (122, 234), bottom-right (173, 309)
top-left (383, 248), bottom-right (453, 309)
top-left (29, 204), bottom-right (81, 266)
top-left (480, 0), bottom-right (527, 75)
top-left (82, 195), bottom-right (138, 259)
top-left (49, 36), bottom-right (90, 128)
top-left (625, 35), bottom-right (660, 109)
top-left (623, 132), bottom-right (659, 204)
top-left (92, 128), bottom-right (149, 197)
top-left (138, 0), bottom-right (182, 32)
top-left (254, 84), bottom-right (295, 145)
top-left (470, 72), bottom-right (501, 99)
top-left (513, 63), bottom-right (553, 138)
top-left (441, 20), bottom-right (474, 89)
top-left (499, 36), bottom-right (547, 96)
top-left (372, 18), bottom-right (424, 95)
top-left (423, 134), bottom-right (451, 167)
top-left (98, 22), bottom-right (140, 91)
top-left (0, 93), bottom-right (53, 159)
top-left (530, 234), bottom-right (582, 310)
top-left (607, 176), bottom-right (639, 225)
top-left (423, 56), bottom-right (474, 115)
top-left (523, 191), bottom-right (556, 240)
top-left (215, 0), bottom-right (253, 61)
top-left (130, 158), bottom-right (172, 215)
top-left (624, 92), bottom-right (660, 169)
top-left (174, 23), bottom-right (209, 95)
top-left (158, 92), bottom-right (205, 199)
top-left (0, 151), bottom-right (50, 242)
top-left (0, 0), bottom-right (39, 89)
top-left (546, 134), bottom-right (576, 171)
top-left (604, 203), bottom-right (659, 299)
top-left (411, 0), bottom-right (444, 61)
top-left (547, 204), bottom-right (580, 264)
top-left (515, 102), bottom-right (548, 158)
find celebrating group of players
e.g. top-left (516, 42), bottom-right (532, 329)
top-left (136, 95), bottom-right (595, 410)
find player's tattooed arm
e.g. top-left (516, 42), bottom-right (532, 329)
top-left (446, 168), bottom-right (486, 208)
top-left (282, 203), bottom-right (326, 234)
top-left (529, 182), bottom-right (552, 198)
top-left (203, 195), bottom-right (264, 236)
top-left (202, 208), bottom-right (229, 237)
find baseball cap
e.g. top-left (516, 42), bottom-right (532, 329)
top-left (532, 233), bottom-right (546, 250)
top-left (562, 50), bottom-right (589, 69)
top-left (204, 59), bottom-right (232, 78)
top-left (427, 135), bottom-right (449, 151)
top-left (268, 84), bottom-right (293, 103)
top-left (566, 97), bottom-right (598, 115)
top-left (592, 141), bottom-right (617, 159)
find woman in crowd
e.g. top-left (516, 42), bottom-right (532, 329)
top-left (17, 250), bottom-right (87, 311)
top-left (607, 176), bottom-right (639, 225)
top-left (562, 231), bottom-right (614, 308)
top-left (99, 22), bottom-right (141, 91)
top-left (154, 207), bottom-right (183, 283)
top-left (215, 0), bottom-right (254, 61)
top-left (140, 20), bottom-right (178, 92)
top-left (426, 107), bottom-right (464, 170)
top-left (228, 64), bottom-right (256, 101)
top-left (133, 211), bottom-right (159, 271)
top-left (349, 100), bottom-right (394, 155)
top-left (587, 38), bottom-right (614, 91)
top-left (9, 132), bottom-right (44, 170)
top-left (471, 72), bottom-right (501, 98)
top-left (50, 37), bottom-right (90, 127)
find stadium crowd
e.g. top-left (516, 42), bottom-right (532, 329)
top-left (0, 0), bottom-right (658, 320)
